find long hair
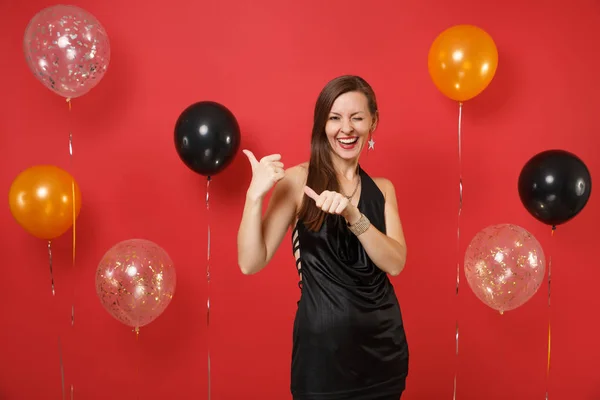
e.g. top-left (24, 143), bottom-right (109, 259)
top-left (298, 75), bottom-right (379, 232)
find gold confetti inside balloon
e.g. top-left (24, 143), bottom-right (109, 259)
top-left (23, 5), bottom-right (110, 99)
top-left (464, 224), bottom-right (546, 314)
top-left (95, 239), bottom-right (176, 329)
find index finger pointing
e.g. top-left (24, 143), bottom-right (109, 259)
top-left (303, 186), bottom-right (319, 201)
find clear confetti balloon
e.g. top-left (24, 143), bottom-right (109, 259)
top-left (95, 239), bottom-right (176, 329)
top-left (464, 224), bottom-right (546, 314)
top-left (23, 5), bottom-right (110, 99)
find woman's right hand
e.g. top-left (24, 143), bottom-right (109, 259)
top-left (243, 150), bottom-right (285, 200)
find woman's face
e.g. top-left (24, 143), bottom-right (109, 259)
top-left (325, 91), bottom-right (376, 162)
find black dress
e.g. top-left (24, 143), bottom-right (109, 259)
top-left (290, 166), bottom-right (409, 400)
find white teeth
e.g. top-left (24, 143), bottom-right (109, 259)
top-left (338, 137), bottom-right (358, 144)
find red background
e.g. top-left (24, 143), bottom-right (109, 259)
top-left (1, 0), bottom-right (598, 399)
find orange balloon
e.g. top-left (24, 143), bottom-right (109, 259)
top-left (8, 165), bottom-right (82, 240)
top-left (428, 24), bottom-right (498, 102)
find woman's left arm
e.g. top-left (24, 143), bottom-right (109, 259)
top-left (346, 178), bottom-right (407, 276)
top-left (304, 179), bottom-right (407, 276)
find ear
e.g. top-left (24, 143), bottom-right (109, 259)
top-left (370, 111), bottom-right (379, 132)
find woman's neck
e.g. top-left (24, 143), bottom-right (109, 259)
top-left (332, 156), bottom-right (359, 182)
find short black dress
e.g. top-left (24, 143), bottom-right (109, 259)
top-left (290, 166), bottom-right (409, 400)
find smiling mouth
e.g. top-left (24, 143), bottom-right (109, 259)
top-left (337, 137), bottom-right (359, 145)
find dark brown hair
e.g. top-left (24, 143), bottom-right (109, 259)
top-left (298, 75), bottom-right (379, 232)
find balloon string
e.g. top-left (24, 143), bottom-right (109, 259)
top-left (453, 102), bottom-right (463, 400)
top-left (48, 240), bottom-right (56, 296)
top-left (67, 98), bottom-right (75, 267)
top-left (58, 335), bottom-right (66, 400)
top-left (67, 98), bottom-right (76, 327)
top-left (70, 136), bottom-right (76, 267)
top-left (135, 327), bottom-right (140, 400)
top-left (70, 129), bottom-right (75, 327)
top-left (67, 98), bottom-right (76, 398)
top-left (206, 176), bottom-right (212, 400)
top-left (546, 226), bottom-right (555, 400)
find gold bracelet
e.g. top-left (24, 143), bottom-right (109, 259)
top-left (348, 213), bottom-right (371, 236)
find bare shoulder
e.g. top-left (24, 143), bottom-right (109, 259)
top-left (263, 163), bottom-right (309, 231)
top-left (283, 163), bottom-right (308, 210)
top-left (284, 162), bottom-right (309, 185)
top-left (372, 177), bottom-right (396, 200)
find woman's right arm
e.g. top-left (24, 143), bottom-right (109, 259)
top-left (237, 150), bottom-right (302, 275)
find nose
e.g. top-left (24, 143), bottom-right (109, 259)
top-left (341, 118), bottom-right (354, 134)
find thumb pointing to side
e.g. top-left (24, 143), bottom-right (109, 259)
top-left (242, 149), bottom-right (258, 167)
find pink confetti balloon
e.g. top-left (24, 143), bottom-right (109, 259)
top-left (95, 239), bottom-right (176, 329)
top-left (464, 224), bottom-right (546, 313)
top-left (23, 5), bottom-right (110, 99)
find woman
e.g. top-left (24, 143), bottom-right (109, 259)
top-left (237, 75), bottom-right (409, 399)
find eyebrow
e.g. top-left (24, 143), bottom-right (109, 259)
top-left (329, 111), bottom-right (365, 116)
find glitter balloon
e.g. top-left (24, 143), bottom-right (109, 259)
top-left (464, 224), bottom-right (546, 313)
top-left (95, 239), bottom-right (176, 329)
top-left (23, 5), bottom-right (110, 99)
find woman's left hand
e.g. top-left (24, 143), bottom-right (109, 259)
top-left (304, 186), bottom-right (361, 224)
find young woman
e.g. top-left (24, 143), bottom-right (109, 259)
top-left (237, 75), bottom-right (409, 399)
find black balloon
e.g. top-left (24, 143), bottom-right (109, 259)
top-left (174, 101), bottom-right (241, 176)
top-left (518, 149), bottom-right (591, 226)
